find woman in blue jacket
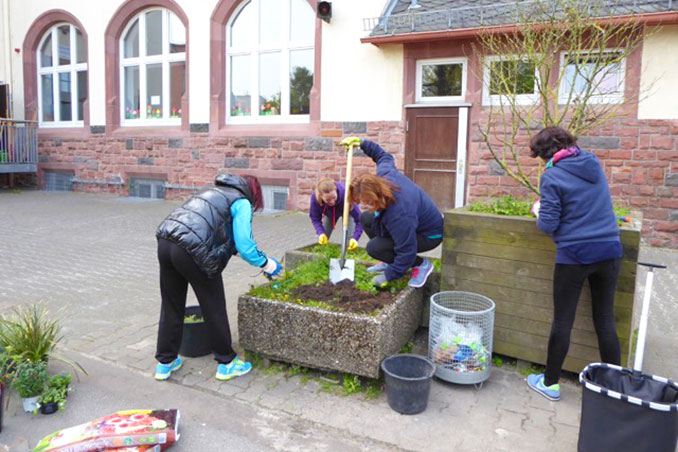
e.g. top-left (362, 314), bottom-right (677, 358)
top-left (154, 174), bottom-right (282, 382)
top-left (341, 137), bottom-right (443, 288)
top-left (526, 127), bottom-right (622, 401)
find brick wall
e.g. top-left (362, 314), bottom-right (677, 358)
top-left (35, 121), bottom-right (406, 211)
top-left (34, 114), bottom-right (678, 248)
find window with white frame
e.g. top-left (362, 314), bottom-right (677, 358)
top-left (559, 51), bottom-right (625, 104)
top-left (227, 0), bottom-right (315, 124)
top-left (483, 56), bottom-right (539, 106)
top-left (37, 24), bottom-right (88, 127)
top-left (415, 58), bottom-right (467, 103)
top-left (120, 9), bottom-right (186, 125)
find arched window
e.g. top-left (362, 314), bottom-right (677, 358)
top-left (37, 24), bottom-right (87, 126)
top-left (120, 8), bottom-right (186, 125)
top-left (227, 0), bottom-right (315, 124)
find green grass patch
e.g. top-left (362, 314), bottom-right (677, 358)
top-left (247, 257), bottom-right (409, 311)
top-left (467, 195), bottom-right (533, 217)
top-left (303, 243), bottom-right (377, 263)
top-left (518, 363), bottom-right (545, 377)
top-left (399, 341), bottom-right (414, 354)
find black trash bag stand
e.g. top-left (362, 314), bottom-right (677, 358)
top-left (578, 262), bottom-right (678, 452)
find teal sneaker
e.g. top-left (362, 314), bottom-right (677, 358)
top-left (366, 262), bottom-right (389, 273)
top-left (527, 373), bottom-right (560, 401)
top-left (154, 356), bottom-right (183, 381)
top-left (216, 357), bottom-right (252, 381)
top-left (408, 258), bottom-right (433, 288)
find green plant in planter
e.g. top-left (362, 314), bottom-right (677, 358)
top-left (38, 386), bottom-right (67, 411)
top-left (303, 243), bottom-right (376, 263)
top-left (48, 373), bottom-right (71, 392)
top-left (468, 195), bottom-right (533, 217)
top-left (12, 360), bottom-right (48, 399)
top-left (0, 304), bottom-right (86, 377)
top-left (248, 258), bottom-right (409, 308)
top-left (183, 314), bottom-right (203, 324)
top-left (0, 351), bottom-right (14, 387)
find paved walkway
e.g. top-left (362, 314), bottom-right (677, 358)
top-left (0, 191), bottom-right (676, 451)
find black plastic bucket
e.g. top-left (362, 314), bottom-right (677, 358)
top-left (381, 354), bottom-right (435, 415)
top-left (179, 305), bottom-right (211, 358)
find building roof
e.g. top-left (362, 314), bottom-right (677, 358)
top-left (364, 0), bottom-right (678, 38)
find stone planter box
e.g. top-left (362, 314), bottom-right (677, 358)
top-left (238, 286), bottom-right (423, 379)
top-left (442, 209), bottom-right (641, 373)
top-left (285, 244), bottom-right (440, 327)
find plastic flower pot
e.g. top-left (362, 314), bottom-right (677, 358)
top-left (381, 354), bottom-right (435, 415)
top-left (22, 396), bottom-right (40, 413)
top-left (179, 305), bottom-right (211, 358)
top-left (40, 402), bottom-right (59, 415)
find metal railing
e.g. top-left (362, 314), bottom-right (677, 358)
top-left (0, 118), bottom-right (38, 173)
top-left (364, 0), bottom-right (678, 35)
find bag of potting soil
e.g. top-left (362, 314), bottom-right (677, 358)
top-left (32, 409), bottom-right (180, 452)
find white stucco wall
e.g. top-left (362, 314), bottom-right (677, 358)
top-left (0, 0), bottom-right (9, 86)
top-left (9, 0), bottom-right (400, 125)
top-left (638, 25), bottom-right (678, 120)
top-left (320, 1), bottom-right (403, 121)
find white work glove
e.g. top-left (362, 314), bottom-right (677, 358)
top-left (261, 257), bottom-right (283, 278)
top-left (531, 200), bottom-right (541, 219)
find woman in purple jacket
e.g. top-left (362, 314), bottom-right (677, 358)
top-left (309, 179), bottom-right (363, 250)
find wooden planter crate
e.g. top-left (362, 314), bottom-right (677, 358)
top-left (441, 210), bottom-right (640, 373)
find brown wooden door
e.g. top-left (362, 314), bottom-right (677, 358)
top-left (405, 107), bottom-right (460, 210)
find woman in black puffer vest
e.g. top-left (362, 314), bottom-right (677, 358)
top-left (154, 174), bottom-right (282, 382)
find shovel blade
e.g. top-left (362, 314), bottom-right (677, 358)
top-left (329, 258), bottom-right (355, 284)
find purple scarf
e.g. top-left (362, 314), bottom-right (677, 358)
top-left (546, 146), bottom-right (580, 169)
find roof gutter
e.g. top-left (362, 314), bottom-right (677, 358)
top-left (361, 10), bottom-right (678, 46)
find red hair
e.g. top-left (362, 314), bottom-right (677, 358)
top-left (241, 175), bottom-right (264, 212)
top-left (349, 174), bottom-right (397, 211)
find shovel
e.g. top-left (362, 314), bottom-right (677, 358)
top-left (329, 142), bottom-right (356, 284)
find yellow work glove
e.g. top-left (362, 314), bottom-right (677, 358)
top-left (339, 136), bottom-right (361, 151)
top-left (348, 238), bottom-right (358, 251)
top-left (318, 234), bottom-right (329, 245)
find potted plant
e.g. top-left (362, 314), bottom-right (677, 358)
top-left (48, 372), bottom-right (71, 396)
top-left (12, 360), bottom-right (48, 413)
top-left (179, 306), bottom-right (211, 357)
top-left (443, 197), bottom-right (641, 372)
top-left (0, 352), bottom-right (14, 433)
top-left (239, 257), bottom-right (426, 378)
top-left (0, 304), bottom-right (86, 376)
top-left (38, 387), bottom-right (66, 415)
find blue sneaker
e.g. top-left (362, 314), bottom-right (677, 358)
top-left (154, 357), bottom-right (183, 381)
top-left (527, 373), bottom-right (560, 401)
top-left (216, 357), bottom-right (252, 381)
top-left (408, 258), bottom-right (433, 288)
top-left (366, 262), bottom-right (389, 273)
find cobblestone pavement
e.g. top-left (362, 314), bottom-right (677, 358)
top-left (1, 190), bottom-right (676, 451)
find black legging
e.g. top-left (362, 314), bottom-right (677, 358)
top-left (155, 238), bottom-right (236, 365)
top-left (360, 211), bottom-right (441, 267)
top-left (545, 258), bottom-right (622, 386)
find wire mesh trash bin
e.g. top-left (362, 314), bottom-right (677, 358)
top-left (429, 291), bottom-right (495, 386)
top-left (578, 262), bottom-right (678, 452)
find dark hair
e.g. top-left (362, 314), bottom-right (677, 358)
top-left (529, 126), bottom-right (577, 160)
top-left (241, 175), bottom-right (264, 212)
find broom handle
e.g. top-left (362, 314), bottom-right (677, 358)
top-left (633, 262), bottom-right (666, 372)
top-left (342, 144), bottom-right (354, 230)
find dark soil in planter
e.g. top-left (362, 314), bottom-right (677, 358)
top-left (291, 281), bottom-right (396, 314)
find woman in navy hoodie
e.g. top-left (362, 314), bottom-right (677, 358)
top-left (340, 137), bottom-right (443, 288)
top-left (309, 179), bottom-right (363, 249)
top-left (526, 127), bottom-right (623, 402)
